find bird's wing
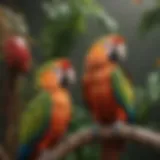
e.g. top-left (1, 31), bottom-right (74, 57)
top-left (18, 91), bottom-right (53, 160)
top-left (111, 66), bottom-right (136, 123)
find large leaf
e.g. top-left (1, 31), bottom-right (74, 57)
top-left (139, 7), bottom-right (160, 34)
top-left (147, 71), bottom-right (160, 102)
top-left (135, 69), bottom-right (160, 125)
top-left (41, 0), bottom-right (119, 60)
top-left (135, 87), bottom-right (151, 124)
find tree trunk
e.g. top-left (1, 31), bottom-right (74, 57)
top-left (2, 65), bottom-right (20, 159)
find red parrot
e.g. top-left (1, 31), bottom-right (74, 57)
top-left (17, 59), bottom-right (76, 160)
top-left (2, 36), bottom-right (32, 73)
top-left (0, 6), bottom-right (32, 158)
top-left (82, 34), bottom-right (136, 160)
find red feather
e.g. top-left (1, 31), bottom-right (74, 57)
top-left (2, 36), bottom-right (32, 73)
top-left (62, 59), bottom-right (71, 70)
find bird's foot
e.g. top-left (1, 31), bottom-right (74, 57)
top-left (91, 124), bottom-right (101, 141)
top-left (112, 120), bottom-right (125, 136)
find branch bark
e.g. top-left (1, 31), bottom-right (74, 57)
top-left (39, 124), bottom-right (160, 160)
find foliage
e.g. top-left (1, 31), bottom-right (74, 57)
top-left (0, 4), bottom-right (29, 35)
top-left (135, 69), bottom-right (160, 125)
top-left (41, 0), bottom-right (118, 60)
top-left (139, 0), bottom-right (160, 34)
top-left (20, 1), bottom-right (160, 159)
top-left (139, 7), bottom-right (160, 34)
top-left (65, 105), bottom-right (100, 160)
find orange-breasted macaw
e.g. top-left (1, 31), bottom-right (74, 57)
top-left (82, 34), bottom-right (136, 160)
top-left (17, 59), bottom-right (76, 160)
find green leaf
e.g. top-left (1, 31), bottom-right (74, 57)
top-left (147, 71), bottom-right (160, 102)
top-left (41, 0), bottom-right (119, 59)
top-left (134, 86), bottom-right (151, 124)
top-left (139, 7), bottom-right (160, 35)
top-left (156, 0), bottom-right (160, 6)
top-left (90, 7), bottom-right (118, 32)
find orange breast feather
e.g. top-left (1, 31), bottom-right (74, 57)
top-left (38, 90), bottom-right (71, 150)
top-left (83, 75), bottom-right (124, 124)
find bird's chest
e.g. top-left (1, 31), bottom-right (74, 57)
top-left (86, 81), bottom-right (117, 124)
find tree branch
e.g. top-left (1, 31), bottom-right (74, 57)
top-left (39, 124), bottom-right (160, 160)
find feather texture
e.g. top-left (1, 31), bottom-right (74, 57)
top-left (17, 91), bottom-right (52, 160)
top-left (111, 67), bottom-right (135, 123)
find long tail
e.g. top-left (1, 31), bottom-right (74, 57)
top-left (101, 139), bottom-right (126, 160)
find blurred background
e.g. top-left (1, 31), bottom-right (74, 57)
top-left (0, 0), bottom-right (160, 159)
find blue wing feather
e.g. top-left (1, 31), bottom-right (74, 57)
top-left (17, 120), bottom-right (49, 160)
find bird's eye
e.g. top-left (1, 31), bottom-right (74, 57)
top-left (54, 67), bottom-right (63, 82)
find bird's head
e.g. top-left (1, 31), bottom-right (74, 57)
top-left (54, 59), bottom-right (76, 88)
top-left (39, 59), bottom-right (76, 93)
top-left (104, 34), bottom-right (127, 62)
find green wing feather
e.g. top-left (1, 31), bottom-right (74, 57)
top-left (111, 67), bottom-right (136, 122)
top-left (19, 91), bottom-right (53, 144)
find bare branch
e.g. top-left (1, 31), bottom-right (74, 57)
top-left (39, 124), bottom-right (160, 160)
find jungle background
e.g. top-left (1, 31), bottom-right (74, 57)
top-left (0, 0), bottom-right (160, 159)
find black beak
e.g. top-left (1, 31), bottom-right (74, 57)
top-left (109, 49), bottom-right (119, 62)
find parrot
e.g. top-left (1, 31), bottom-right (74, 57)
top-left (36, 58), bottom-right (76, 93)
top-left (2, 36), bottom-right (32, 73)
top-left (17, 59), bottom-right (76, 160)
top-left (0, 6), bottom-right (32, 156)
top-left (82, 34), bottom-right (136, 160)
top-left (0, 5), bottom-right (32, 74)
